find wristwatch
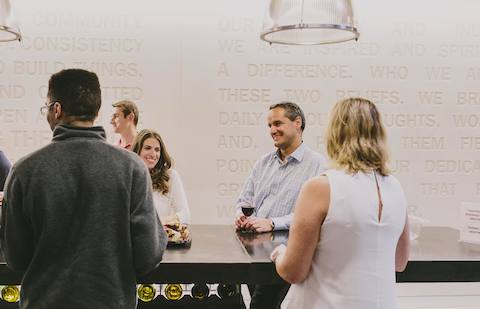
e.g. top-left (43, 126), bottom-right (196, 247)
top-left (270, 219), bottom-right (275, 231)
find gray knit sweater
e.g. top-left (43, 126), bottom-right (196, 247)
top-left (1, 124), bottom-right (167, 309)
top-left (0, 150), bottom-right (11, 190)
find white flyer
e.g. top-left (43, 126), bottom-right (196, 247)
top-left (460, 202), bottom-right (480, 244)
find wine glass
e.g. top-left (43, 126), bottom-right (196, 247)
top-left (237, 202), bottom-right (255, 233)
top-left (240, 202), bottom-right (255, 217)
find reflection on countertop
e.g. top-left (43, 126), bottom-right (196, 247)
top-left (236, 230), bottom-right (288, 262)
top-left (410, 226), bottom-right (480, 261)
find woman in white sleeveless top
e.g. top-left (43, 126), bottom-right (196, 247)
top-left (132, 129), bottom-right (190, 224)
top-left (271, 98), bottom-right (410, 309)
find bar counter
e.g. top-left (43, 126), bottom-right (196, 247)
top-left (1, 225), bottom-right (480, 308)
top-left (139, 225), bottom-right (287, 284)
top-left (397, 226), bottom-right (480, 282)
top-left (2, 225), bottom-right (480, 285)
top-left (0, 225), bottom-right (286, 285)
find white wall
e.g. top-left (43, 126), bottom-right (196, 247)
top-left (1, 0), bottom-right (479, 227)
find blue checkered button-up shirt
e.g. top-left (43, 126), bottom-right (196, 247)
top-left (236, 143), bottom-right (327, 230)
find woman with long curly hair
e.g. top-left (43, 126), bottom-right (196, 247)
top-left (132, 129), bottom-right (190, 224)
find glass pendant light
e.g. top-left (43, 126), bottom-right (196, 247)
top-left (0, 0), bottom-right (21, 42)
top-left (261, 0), bottom-right (359, 45)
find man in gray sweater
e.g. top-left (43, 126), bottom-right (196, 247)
top-left (0, 69), bottom-right (167, 308)
top-left (0, 150), bottom-right (11, 190)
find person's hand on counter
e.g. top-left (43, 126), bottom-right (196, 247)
top-left (270, 244), bottom-right (286, 263)
top-left (234, 214), bottom-right (248, 230)
top-left (244, 217), bottom-right (273, 233)
top-left (235, 215), bottom-right (274, 233)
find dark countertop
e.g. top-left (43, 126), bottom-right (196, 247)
top-left (408, 227), bottom-right (480, 261)
top-left (0, 225), bottom-right (284, 284)
top-left (139, 225), bottom-right (284, 284)
top-left (397, 226), bottom-right (480, 282)
top-left (1, 225), bottom-right (480, 284)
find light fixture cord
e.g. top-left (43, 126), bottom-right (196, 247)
top-left (300, 0), bottom-right (305, 25)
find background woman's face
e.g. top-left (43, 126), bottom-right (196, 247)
top-left (139, 137), bottom-right (161, 170)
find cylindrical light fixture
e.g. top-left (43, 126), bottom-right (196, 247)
top-left (261, 0), bottom-right (359, 45)
top-left (0, 0), bottom-right (21, 42)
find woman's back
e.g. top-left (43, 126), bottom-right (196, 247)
top-left (287, 169), bottom-right (406, 309)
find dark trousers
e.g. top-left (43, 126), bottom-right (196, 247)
top-left (247, 282), bottom-right (290, 309)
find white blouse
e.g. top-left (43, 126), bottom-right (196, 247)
top-left (152, 169), bottom-right (191, 224)
top-left (286, 169), bottom-right (406, 309)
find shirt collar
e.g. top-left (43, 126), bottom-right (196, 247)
top-left (118, 140), bottom-right (132, 150)
top-left (52, 124), bottom-right (106, 142)
top-left (274, 142), bottom-right (306, 163)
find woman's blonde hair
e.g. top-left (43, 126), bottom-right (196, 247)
top-left (326, 97), bottom-right (390, 176)
top-left (132, 129), bottom-right (173, 194)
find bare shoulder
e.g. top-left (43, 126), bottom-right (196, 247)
top-left (295, 176), bottom-right (330, 225)
top-left (300, 176), bottom-right (330, 215)
top-left (303, 175), bottom-right (330, 195)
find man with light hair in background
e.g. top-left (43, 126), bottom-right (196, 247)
top-left (234, 101), bottom-right (327, 309)
top-left (111, 100), bottom-right (139, 150)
